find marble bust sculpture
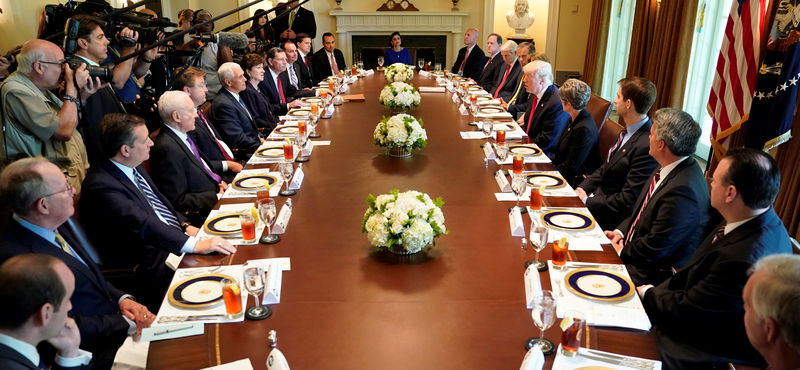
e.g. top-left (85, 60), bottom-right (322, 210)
top-left (506, 0), bottom-right (535, 38)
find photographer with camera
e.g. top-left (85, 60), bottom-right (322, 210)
top-left (66, 14), bottom-right (128, 164)
top-left (0, 39), bottom-right (102, 192)
top-left (104, 13), bottom-right (161, 103)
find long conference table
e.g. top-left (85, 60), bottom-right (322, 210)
top-left (147, 73), bottom-right (659, 369)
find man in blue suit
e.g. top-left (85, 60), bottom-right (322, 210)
top-left (211, 62), bottom-right (263, 160)
top-left (638, 148), bottom-right (792, 368)
top-left (0, 157), bottom-right (156, 369)
top-left (0, 254), bottom-right (91, 369)
top-left (519, 60), bottom-right (569, 158)
top-left (78, 114), bottom-right (236, 310)
top-left (259, 47), bottom-right (306, 117)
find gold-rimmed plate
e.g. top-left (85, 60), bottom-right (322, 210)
top-left (479, 106), bottom-right (506, 114)
top-left (301, 97), bottom-right (323, 104)
top-left (541, 209), bottom-right (595, 231)
top-left (525, 173), bottom-right (566, 189)
top-left (288, 109), bottom-right (312, 117)
top-left (255, 146), bottom-right (284, 158)
top-left (202, 213), bottom-right (242, 235)
top-left (231, 174), bottom-right (279, 191)
top-left (168, 273), bottom-right (234, 308)
top-left (509, 145), bottom-right (542, 156)
top-left (274, 125), bottom-right (299, 134)
top-left (475, 95), bottom-right (494, 102)
top-left (468, 85), bottom-right (484, 91)
top-left (564, 268), bottom-right (635, 302)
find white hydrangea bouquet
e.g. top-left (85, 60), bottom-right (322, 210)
top-left (384, 62), bottom-right (414, 82)
top-left (378, 82), bottom-right (421, 110)
top-left (373, 113), bottom-right (427, 153)
top-left (362, 189), bottom-right (447, 254)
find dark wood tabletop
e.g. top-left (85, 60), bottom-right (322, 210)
top-left (146, 73), bottom-right (658, 369)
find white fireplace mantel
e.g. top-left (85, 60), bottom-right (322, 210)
top-left (330, 11), bottom-right (469, 66)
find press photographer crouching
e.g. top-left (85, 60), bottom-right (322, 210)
top-left (0, 39), bottom-right (103, 192)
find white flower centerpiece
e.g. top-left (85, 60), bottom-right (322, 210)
top-left (378, 82), bottom-right (421, 111)
top-left (362, 190), bottom-right (447, 255)
top-left (373, 113), bottom-right (427, 157)
top-left (384, 62), bottom-right (414, 82)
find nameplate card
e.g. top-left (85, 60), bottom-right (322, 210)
top-left (301, 143), bottom-right (313, 156)
top-left (418, 70), bottom-right (431, 77)
top-left (524, 264), bottom-right (543, 309)
top-left (288, 166), bottom-right (304, 190)
top-left (262, 261), bottom-right (283, 304)
top-left (483, 142), bottom-right (496, 159)
top-left (322, 105), bottom-right (335, 118)
top-left (451, 93), bottom-right (460, 104)
top-left (165, 253), bottom-right (184, 271)
top-left (495, 170), bottom-right (512, 192)
top-left (266, 348), bottom-right (290, 370)
top-left (458, 104), bottom-right (469, 115)
top-left (272, 204), bottom-right (292, 234)
top-left (509, 207), bottom-right (525, 237)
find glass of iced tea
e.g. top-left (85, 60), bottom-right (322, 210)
top-left (512, 153), bottom-right (524, 175)
top-left (298, 121), bottom-right (307, 136)
top-left (530, 186), bottom-right (543, 212)
top-left (256, 183), bottom-right (270, 202)
top-left (310, 103), bottom-right (319, 116)
top-left (351, 65), bottom-right (357, 75)
top-left (220, 278), bottom-right (243, 319)
top-left (560, 311), bottom-right (587, 356)
top-left (552, 237), bottom-right (569, 269)
top-left (283, 139), bottom-right (294, 161)
top-left (239, 212), bottom-right (256, 244)
top-left (496, 130), bottom-right (506, 144)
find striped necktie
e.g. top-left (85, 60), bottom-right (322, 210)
top-left (133, 169), bottom-right (181, 229)
top-left (625, 171), bottom-right (661, 245)
top-left (525, 94), bottom-right (540, 135)
top-left (711, 225), bottom-right (726, 244)
top-left (607, 129), bottom-right (628, 162)
top-left (54, 232), bottom-right (74, 257)
top-left (288, 65), bottom-right (299, 88)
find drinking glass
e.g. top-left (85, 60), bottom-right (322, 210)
top-left (526, 290), bottom-right (557, 355)
top-left (377, 56), bottom-right (384, 69)
top-left (552, 237), bottom-right (569, 269)
top-left (308, 112), bottom-right (320, 138)
top-left (525, 221), bottom-right (549, 271)
top-left (258, 197), bottom-right (279, 244)
top-left (482, 121), bottom-right (493, 148)
top-left (434, 63), bottom-right (441, 73)
top-left (295, 132), bottom-right (309, 163)
top-left (530, 186), bottom-right (543, 213)
top-left (242, 262), bottom-right (270, 319)
top-left (510, 174), bottom-right (527, 214)
top-left (560, 310), bottom-right (587, 356)
top-left (496, 142), bottom-right (509, 173)
top-left (278, 161), bottom-right (296, 196)
top-left (220, 278), bottom-right (243, 319)
top-left (283, 139), bottom-right (294, 161)
top-left (417, 58), bottom-right (424, 70)
top-left (239, 212), bottom-right (256, 243)
top-left (357, 61), bottom-right (364, 71)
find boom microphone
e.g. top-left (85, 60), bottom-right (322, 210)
top-left (192, 32), bottom-right (250, 49)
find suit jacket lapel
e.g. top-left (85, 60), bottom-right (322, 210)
top-left (55, 224), bottom-right (111, 295)
top-left (163, 128), bottom-right (216, 182)
top-left (102, 160), bottom-right (150, 207)
top-left (606, 119), bottom-right (650, 167)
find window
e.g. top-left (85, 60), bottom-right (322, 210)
top-left (682, 0), bottom-right (733, 161)
top-left (599, 0), bottom-right (637, 102)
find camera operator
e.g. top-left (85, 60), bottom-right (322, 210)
top-left (104, 14), bottom-right (161, 103)
top-left (0, 39), bottom-right (102, 192)
top-left (182, 9), bottom-right (233, 101)
top-left (67, 14), bottom-right (127, 164)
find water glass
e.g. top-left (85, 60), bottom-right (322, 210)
top-left (242, 262), bottom-right (270, 319)
top-left (258, 197), bottom-right (279, 244)
top-left (279, 161), bottom-right (295, 196)
top-left (526, 290), bottom-right (557, 354)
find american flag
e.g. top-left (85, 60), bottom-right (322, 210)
top-left (707, 0), bottom-right (766, 160)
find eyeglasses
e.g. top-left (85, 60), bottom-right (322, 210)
top-left (38, 59), bottom-right (67, 66)
top-left (40, 182), bottom-right (74, 198)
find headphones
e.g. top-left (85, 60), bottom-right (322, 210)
top-left (191, 9), bottom-right (214, 29)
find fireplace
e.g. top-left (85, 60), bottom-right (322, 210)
top-left (352, 35), bottom-right (447, 70)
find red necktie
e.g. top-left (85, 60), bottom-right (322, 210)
top-left (711, 225), bottom-right (726, 244)
top-left (493, 65), bottom-right (511, 98)
top-left (277, 77), bottom-right (286, 104)
top-left (625, 171), bottom-right (661, 245)
top-left (197, 109), bottom-right (233, 161)
top-left (459, 48), bottom-right (470, 73)
top-left (607, 129), bottom-right (628, 162)
top-left (304, 55), bottom-right (309, 68)
top-left (330, 53), bottom-right (339, 74)
top-left (525, 94), bottom-right (539, 135)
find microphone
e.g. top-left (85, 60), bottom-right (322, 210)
top-left (192, 32), bottom-right (250, 49)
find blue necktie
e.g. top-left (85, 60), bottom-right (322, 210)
top-left (133, 169), bottom-right (181, 229)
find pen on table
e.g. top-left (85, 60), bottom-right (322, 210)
top-left (154, 324), bottom-right (194, 335)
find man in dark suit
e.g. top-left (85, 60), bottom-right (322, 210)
top-left (605, 108), bottom-right (709, 286)
top-left (743, 254), bottom-right (800, 370)
top-left (211, 62), bottom-right (263, 160)
top-left (294, 33), bottom-right (314, 88)
top-left (0, 254), bottom-right (91, 369)
top-left (477, 33), bottom-right (504, 92)
top-left (519, 60), bottom-right (569, 158)
top-left (173, 67), bottom-right (243, 182)
top-left (272, 3), bottom-right (316, 42)
top-left (78, 114), bottom-right (236, 310)
top-left (260, 47), bottom-right (307, 117)
top-left (151, 91), bottom-right (225, 226)
top-left (311, 33), bottom-right (346, 84)
top-left (503, 41), bottom-right (535, 117)
top-left (450, 28), bottom-right (486, 81)
top-left (638, 147), bottom-right (792, 368)
top-left (282, 40), bottom-right (317, 98)
top-left (0, 157), bottom-right (155, 369)
top-left (577, 77), bottom-right (659, 230)
top-left (491, 41), bottom-right (522, 102)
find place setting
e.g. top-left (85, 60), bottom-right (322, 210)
top-left (248, 141), bottom-right (298, 164)
top-left (495, 143), bottom-right (550, 164)
top-left (268, 123), bottom-right (302, 139)
top-left (221, 169), bottom-right (283, 199)
top-left (153, 264), bottom-right (247, 326)
top-left (282, 108), bottom-right (314, 121)
top-left (520, 171), bottom-right (576, 196)
top-left (196, 203), bottom-right (268, 245)
top-left (474, 106), bottom-right (513, 119)
top-left (528, 207), bottom-right (610, 250)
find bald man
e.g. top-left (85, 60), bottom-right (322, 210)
top-left (450, 28), bottom-right (486, 81)
top-left (0, 39), bottom-right (101, 192)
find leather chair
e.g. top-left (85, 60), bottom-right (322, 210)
top-left (585, 94), bottom-right (612, 130)
top-left (597, 118), bottom-right (624, 164)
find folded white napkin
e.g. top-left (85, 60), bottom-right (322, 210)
top-left (419, 86), bottom-right (446, 93)
top-left (519, 346), bottom-right (545, 370)
top-left (201, 359), bottom-right (255, 370)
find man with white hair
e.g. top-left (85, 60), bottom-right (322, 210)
top-left (491, 40), bottom-right (522, 101)
top-left (519, 60), bottom-right (569, 158)
top-left (0, 39), bottom-right (99, 192)
top-left (150, 91), bottom-right (226, 225)
top-left (450, 28), bottom-right (486, 80)
top-left (211, 62), bottom-right (262, 159)
top-left (743, 254), bottom-right (800, 370)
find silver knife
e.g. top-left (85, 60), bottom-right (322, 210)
top-left (157, 314), bottom-right (226, 324)
top-left (580, 351), bottom-right (655, 370)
